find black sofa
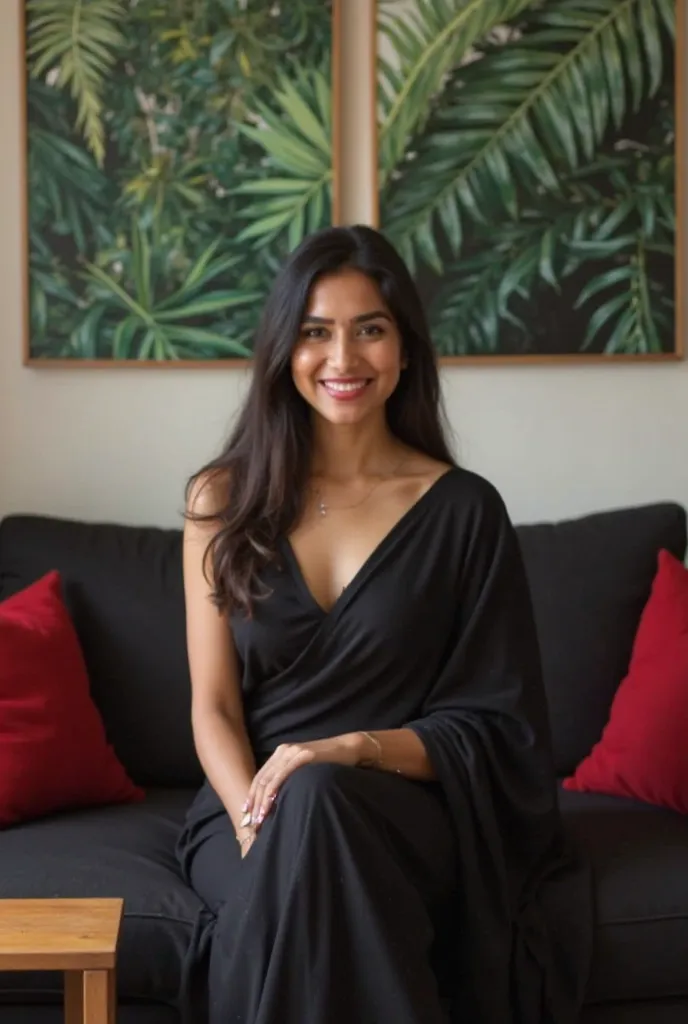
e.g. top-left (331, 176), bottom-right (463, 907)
top-left (0, 500), bottom-right (687, 1023)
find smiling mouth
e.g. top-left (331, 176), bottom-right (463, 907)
top-left (319, 379), bottom-right (372, 399)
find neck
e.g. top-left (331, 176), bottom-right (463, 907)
top-left (310, 414), bottom-right (402, 480)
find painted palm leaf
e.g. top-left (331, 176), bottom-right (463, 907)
top-left (27, 0), bottom-right (127, 167)
top-left (428, 153), bottom-right (674, 356)
top-left (378, 0), bottom-right (535, 182)
top-left (428, 205), bottom-right (588, 354)
top-left (383, 0), bottom-right (675, 274)
top-left (233, 66), bottom-right (332, 251)
top-left (27, 80), bottom-right (113, 253)
top-left (570, 163), bottom-right (675, 355)
top-left (83, 229), bottom-right (259, 360)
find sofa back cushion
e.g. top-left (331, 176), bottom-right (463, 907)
top-left (1, 501), bottom-right (685, 785)
top-left (516, 503), bottom-right (687, 774)
top-left (0, 515), bottom-right (199, 788)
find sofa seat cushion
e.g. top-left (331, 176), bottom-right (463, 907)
top-left (0, 789), bottom-right (204, 1006)
top-left (560, 786), bottom-right (688, 1004)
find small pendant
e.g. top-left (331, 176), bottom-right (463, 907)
top-left (318, 499), bottom-right (327, 517)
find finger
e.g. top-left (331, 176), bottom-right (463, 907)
top-left (250, 753), bottom-right (289, 826)
top-left (244, 778), bottom-right (261, 819)
top-left (253, 780), bottom-right (278, 826)
top-left (256, 748), bottom-right (313, 822)
top-left (252, 765), bottom-right (282, 825)
top-left (240, 779), bottom-right (262, 824)
top-left (257, 749), bottom-right (311, 818)
top-left (244, 771), bottom-right (264, 817)
top-left (245, 747), bottom-right (284, 816)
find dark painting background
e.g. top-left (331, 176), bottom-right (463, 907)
top-left (377, 0), bottom-right (677, 358)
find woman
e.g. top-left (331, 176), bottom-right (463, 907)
top-left (177, 225), bottom-right (590, 1024)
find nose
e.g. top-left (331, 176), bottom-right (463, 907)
top-left (327, 327), bottom-right (358, 373)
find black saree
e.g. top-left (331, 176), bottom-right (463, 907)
top-left (177, 467), bottom-right (591, 1024)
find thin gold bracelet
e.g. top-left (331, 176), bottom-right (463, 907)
top-left (359, 730), bottom-right (383, 769)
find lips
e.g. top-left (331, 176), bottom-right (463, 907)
top-left (319, 379), bottom-right (372, 400)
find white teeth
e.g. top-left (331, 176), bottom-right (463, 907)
top-left (323, 381), bottom-right (367, 392)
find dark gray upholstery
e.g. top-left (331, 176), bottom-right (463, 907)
top-left (0, 500), bottom-right (687, 1023)
top-left (559, 788), bottom-right (688, 1004)
top-left (0, 790), bottom-right (202, 1008)
top-left (0, 1007), bottom-right (179, 1024)
top-left (517, 503), bottom-right (687, 774)
top-left (0, 516), bottom-right (200, 788)
top-left (581, 1001), bottom-right (688, 1024)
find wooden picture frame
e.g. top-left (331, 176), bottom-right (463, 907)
top-left (21, 0), bottom-right (343, 368)
top-left (373, 0), bottom-right (685, 364)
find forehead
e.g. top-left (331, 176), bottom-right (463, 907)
top-left (303, 268), bottom-right (388, 319)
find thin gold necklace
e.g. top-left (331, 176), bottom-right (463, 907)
top-left (313, 454), bottom-right (408, 518)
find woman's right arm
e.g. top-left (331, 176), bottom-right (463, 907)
top-left (183, 474), bottom-right (257, 856)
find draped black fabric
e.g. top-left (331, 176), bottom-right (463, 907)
top-left (177, 468), bottom-right (591, 1023)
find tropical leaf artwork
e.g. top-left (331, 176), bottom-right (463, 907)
top-left (25, 0), bottom-right (334, 362)
top-left (377, 0), bottom-right (679, 357)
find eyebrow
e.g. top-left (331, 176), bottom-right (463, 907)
top-left (300, 310), bottom-right (392, 325)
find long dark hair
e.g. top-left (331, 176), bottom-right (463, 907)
top-left (186, 224), bottom-right (455, 616)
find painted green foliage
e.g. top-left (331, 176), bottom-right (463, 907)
top-left (378, 0), bottom-right (677, 356)
top-left (26, 0), bottom-right (333, 360)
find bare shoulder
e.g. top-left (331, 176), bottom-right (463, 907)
top-left (186, 467), bottom-right (231, 521)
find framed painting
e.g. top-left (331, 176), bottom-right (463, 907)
top-left (375, 0), bottom-right (684, 363)
top-left (22, 0), bottom-right (341, 366)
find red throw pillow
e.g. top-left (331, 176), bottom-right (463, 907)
top-left (0, 571), bottom-right (144, 826)
top-left (564, 549), bottom-right (688, 813)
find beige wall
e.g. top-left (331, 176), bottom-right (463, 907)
top-left (1, 0), bottom-right (686, 529)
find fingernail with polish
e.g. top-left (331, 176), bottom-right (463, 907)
top-left (240, 812), bottom-right (252, 828)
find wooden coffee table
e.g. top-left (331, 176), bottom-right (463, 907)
top-left (0, 898), bottom-right (123, 1023)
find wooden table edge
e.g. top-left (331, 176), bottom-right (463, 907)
top-left (0, 951), bottom-right (117, 971)
top-left (0, 898), bottom-right (124, 972)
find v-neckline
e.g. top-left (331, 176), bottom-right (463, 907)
top-left (281, 467), bottom-right (458, 618)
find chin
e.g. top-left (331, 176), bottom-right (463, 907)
top-left (316, 404), bottom-right (377, 426)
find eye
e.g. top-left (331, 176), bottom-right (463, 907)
top-left (359, 323), bottom-right (385, 338)
top-left (300, 326), bottom-right (328, 340)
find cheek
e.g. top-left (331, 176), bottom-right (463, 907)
top-left (291, 346), bottom-right (317, 382)
top-left (374, 339), bottom-right (404, 375)
top-left (291, 347), bottom-right (326, 404)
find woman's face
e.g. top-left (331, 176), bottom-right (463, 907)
top-left (291, 268), bottom-right (404, 427)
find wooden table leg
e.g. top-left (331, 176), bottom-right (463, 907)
top-left (64, 970), bottom-right (84, 1024)
top-left (83, 968), bottom-right (116, 1024)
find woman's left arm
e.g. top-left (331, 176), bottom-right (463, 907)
top-left (245, 727), bottom-right (434, 827)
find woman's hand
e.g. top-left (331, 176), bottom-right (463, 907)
top-left (243, 733), bottom-right (362, 829)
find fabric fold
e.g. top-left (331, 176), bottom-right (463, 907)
top-left (406, 481), bottom-right (591, 1022)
